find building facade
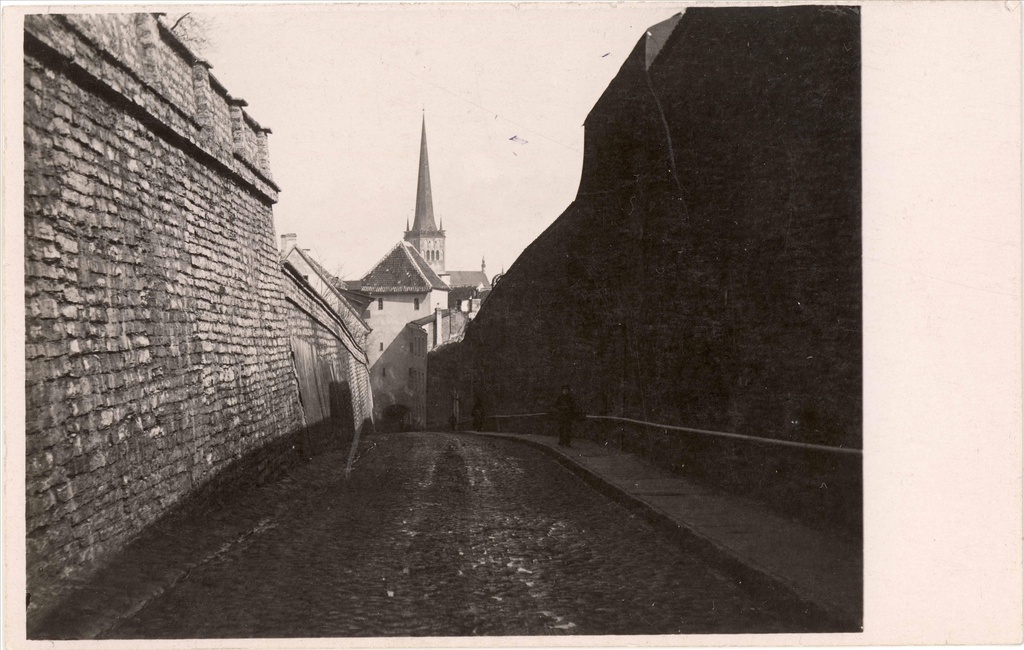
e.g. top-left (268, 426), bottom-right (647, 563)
top-left (353, 242), bottom-right (446, 428)
top-left (354, 115), bottom-right (501, 428)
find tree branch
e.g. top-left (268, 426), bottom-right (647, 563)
top-left (170, 13), bottom-right (190, 32)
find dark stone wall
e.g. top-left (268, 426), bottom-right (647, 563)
top-left (428, 7), bottom-right (860, 527)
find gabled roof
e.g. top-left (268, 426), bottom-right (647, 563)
top-left (281, 244), bottom-right (370, 331)
top-left (359, 241), bottom-right (449, 294)
top-left (446, 270), bottom-right (491, 290)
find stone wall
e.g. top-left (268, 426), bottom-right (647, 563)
top-left (22, 13), bottom-right (348, 615)
top-left (427, 7), bottom-right (861, 532)
top-left (283, 263), bottom-right (373, 435)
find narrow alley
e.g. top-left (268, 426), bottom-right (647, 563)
top-left (40, 433), bottom-right (815, 638)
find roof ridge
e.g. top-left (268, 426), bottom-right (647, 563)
top-left (400, 241), bottom-right (434, 288)
top-left (360, 241), bottom-right (406, 282)
top-left (289, 247), bottom-right (372, 331)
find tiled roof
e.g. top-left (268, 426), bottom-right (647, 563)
top-left (448, 286), bottom-right (478, 302)
top-left (406, 245), bottom-right (449, 291)
top-left (360, 242), bottom-right (449, 293)
top-left (446, 270), bottom-right (491, 290)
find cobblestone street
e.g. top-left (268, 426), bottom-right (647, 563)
top-left (82, 432), bottom-right (813, 638)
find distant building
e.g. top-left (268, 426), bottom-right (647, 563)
top-left (352, 115), bottom-right (498, 428)
top-left (350, 241), bottom-right (446, 428)
top-left (413, 307), bottom-right (472, 353)
top-left (447, 285), bottom-right (488, 317)
top-left (279, 235), bottom-right (372, 351)
top-left (441, 258), bottom-right (491, 292)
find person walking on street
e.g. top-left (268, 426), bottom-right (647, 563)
top-left (551, 384), bottom-right (581, 448)
top-left (471, 397), bottom-right (486, 431)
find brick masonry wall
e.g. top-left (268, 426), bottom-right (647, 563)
top-left (23, 13), bottom-right (308, 612)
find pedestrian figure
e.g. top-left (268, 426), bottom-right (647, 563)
top-left (471, 397), bottom-right (486, 430)
top-left (551, 384), bottom-right (581, 448)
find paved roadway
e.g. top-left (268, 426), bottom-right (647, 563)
top-left (104, 432), bottom-right (810, 638)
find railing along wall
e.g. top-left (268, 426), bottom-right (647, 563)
top-left (479, 412), bottom-right (861, 455)
top-left (461, 411), bottom-right (862, 535)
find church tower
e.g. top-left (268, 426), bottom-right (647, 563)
top-left (404, 115), bottom-right (446, 274)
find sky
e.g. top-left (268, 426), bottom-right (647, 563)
top-left (186, 3), bottom-right (688, 280)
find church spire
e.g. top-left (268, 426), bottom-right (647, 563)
top-left (411, 115), bottom-right (437, 233)
top-left (405, 114), bottom-right (445, 275)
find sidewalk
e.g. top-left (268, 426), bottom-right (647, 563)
top-left (465, 430), bottom-right (862, 630)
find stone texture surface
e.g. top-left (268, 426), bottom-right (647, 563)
top-left (283, 266), bottom-right (373, 432)
top-left (23, 13), bottom-right (370, 618)
top-left (428, 7), bottom-right (861, 532)
top-left (32, 433), bottom-right (827, 639)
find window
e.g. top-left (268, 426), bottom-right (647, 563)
top-left (382, 366), bottom-right (387, 377)
top-left (379, 342), bottom-right (383, 352)
top-left (378, 298), bottom-right (384, 310)
top-left (414, 298), bottom-right (420, 310)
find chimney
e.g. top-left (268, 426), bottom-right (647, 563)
top-left (280, 233), bottom-right (297, 254)
top-left (434, 307), bottom-right (442, 348)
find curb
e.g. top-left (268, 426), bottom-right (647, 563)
top-left (464, 430), bottom-right (862, 632)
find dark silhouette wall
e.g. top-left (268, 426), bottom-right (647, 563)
top-left (428, 6), bottom-right (861, 529)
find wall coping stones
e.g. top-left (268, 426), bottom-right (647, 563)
top-left (24, 13), bottom-right (280, 204)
